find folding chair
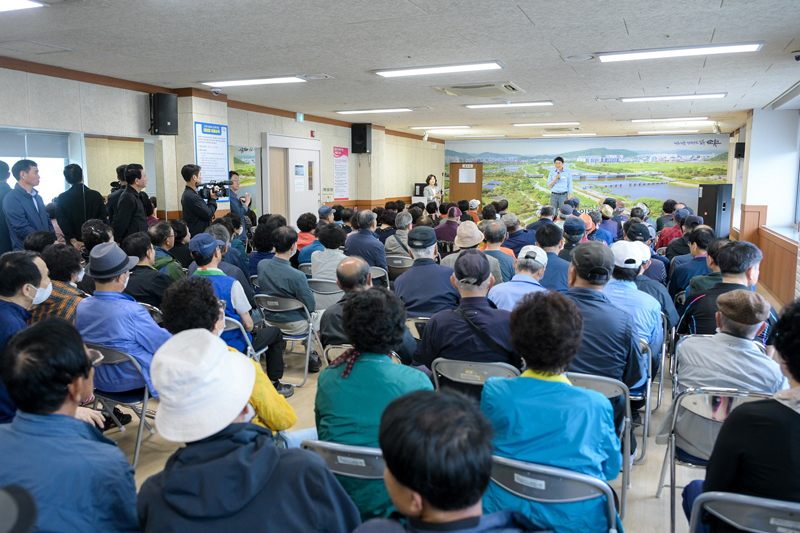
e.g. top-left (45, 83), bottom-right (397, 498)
top-left (298, 263), bottom-right (313, 277)
top-left (249, 274), bottom-right (259, 292)
top-left (87, 344), bottom-right (155, 469)
top-left (654, 312), bottom-right (673, 412)
top-left (437, 240), bottom-right (456, 258)
top-left (674, 290), bottom-right (686, 308)
top-left (182, 267), bottom-right (189, 276)
top-left (431, 358), bottom-right (520, 396)
top-left (566, 372), bottom-right (631, 520)
top-left (223, 317), bottom-right (270, 364)
top-left (405, 316), bottom-right (430, 340)
top-left (307, 279), bottom-right (344, 311)
top-left (386, 254), bottom-right (414, 280)
top-left (323, 344), bottom-right (352, 363)
top-left (490, 455), bottom-right (619, 533)
top-left (630, 339), bottom-right (652, 464)
top-left (370, 266), bottom-right (389, 288)
top-left (656, 388), bottom-right (772, 533)
top-left (689, 491), bottom-right (800, 533)
top-left (139, 302), bottom-right (163, 325)
top-left (671, 334), bottom-right (716, 399)
top-left (254, 294), bottom-right (321, 387)
top-left (301, 439), bottom-right (385, 480)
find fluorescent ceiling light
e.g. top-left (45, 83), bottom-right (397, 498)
top-left (336, 108), bottom-right (413, 115)
top-left (457, 134), bottom-right (506, 138)
top-left (597, 42), bottom-right (762, 63)
top-left (466, 101), bottom-right (553, 109)
top-left (638, 130), bottom-right (700, 134)
top-left (409, 126), bottom-right (470, 130)
top-left (513, 122), bottom-right (580, 127)
top-left (542, 133), bottom-right (597, 137)
top-left (374, 61), bottom-right (503, 78)
top-left (621, 93), bottom-right (726, 103)
top-left (630, 117), bottom-right (709, 122)
top-left (202, 77), bottom-right (306, 87)
top-left (0, 0), bottom-right (43, 12)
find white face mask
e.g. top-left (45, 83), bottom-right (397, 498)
top-left (29, 282), bottom-right (52, 305)
top-left (77, 268), bottom-right (85, 282)
top-left (237, 226), bottom-right (244, 236)
top-left (122, 273), bottom-right (130, 289)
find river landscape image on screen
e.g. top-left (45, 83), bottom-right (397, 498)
top-left (445, 134), bottom-right (729, 225)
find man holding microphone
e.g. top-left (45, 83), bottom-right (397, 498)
top-left (548, 156), bottom-right (572, 211)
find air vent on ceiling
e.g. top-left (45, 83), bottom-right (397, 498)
top-left (543, 127), bottom-right (581, 133)
top-left (436, 82), bottom-right (525, 98)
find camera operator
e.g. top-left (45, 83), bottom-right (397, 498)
top-left (107, 164), bottom-right (155, 224)
top-left (181, 164), bottom-right (217, 237)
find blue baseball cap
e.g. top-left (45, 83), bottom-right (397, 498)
top-left (189, 233), bottom-right (226, 256)
top-left (319, 205), bottom-right (333, 218)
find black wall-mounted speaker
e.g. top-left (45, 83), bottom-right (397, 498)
top-left (351, 123), bottom-right (372, 154)
top-left (150, 93), bottom-right (178, 136)
top-left (734, 142), bottom-right (745, 159)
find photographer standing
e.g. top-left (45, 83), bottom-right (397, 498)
top-left (111, 164), bottom-right (148, 243)
top-left (181, 164), bottom-right (217, 237)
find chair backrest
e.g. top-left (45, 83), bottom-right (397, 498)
top-left (566, 372), bottom-right (630, 402)
top-left (690, 491), bottom-right (800, 533)
top-left (299, 263), bottom-right (313, 276)
top-left (182, 267), bottom-right (189, 276)
top-left (301, 439), bottom-right (385, 480)
top-left (674, 290), bottom-right (686, 307)
top-left (670, 387), bottom-right (772, 429)
top-left (323, 344), bottom-right (352, 362)
top-left (370, 266), bottom-right (388, 283)
top-left (431, 358), bottom-right (520, 391)
top-left (86, 343), bottom-right (144, 374)
top-left (437, 240), bottom-right (456, 255)
top-left (490, 455), bottom-right (618, 533)
top-left (139, 302), bottom-right (163, 324)
top-left (254, 294), bottom-right (310, 319)
top-left (386, 255), bottom-right (414, 280)
top-left (307, 279), bottom-right (344, 311)
top-left (406, 317), bottom-right (430, 340)
top-left (249, 274), bottom-right (259, 291)
top-left (639, 339), bottom-right (653, 379)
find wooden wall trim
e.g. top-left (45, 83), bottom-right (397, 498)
top-left (759, 227), bottom-right (799, 253)
top-left (226, 100), bottom-right (296, 120)
top-left (85, 134), bottom-right (144, 143)
top-left (739, 204), bottom-right (768, 247)
top-left (174, 87), bottom-right (228, 102)
top-left (757, 226), bottom-right (798, 307)
top-left (384, 129), bottom-right (446, 145)
top-left (157, 209), bottom-right (231, 221)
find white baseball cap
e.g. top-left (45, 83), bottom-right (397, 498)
top-left (610, 240), bottom-right (650, 269)
top-left (151, 329), bottom-right (255, 443)
top-left (518, 245), bottom-right (548, 270)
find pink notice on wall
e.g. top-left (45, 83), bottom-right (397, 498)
top-left (333, 146), bottom-right (349, 201)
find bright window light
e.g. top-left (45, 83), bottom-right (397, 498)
top-left (621, 93), bottom-right (726, 103)
top-left (336, 108), bottom-right (413, 115)
top-left (0, 0), bottom-right (43, 13)
top-left (201, 77), bottom-right (306, 87)
top-left (374, 61), bottom-right (503, 78)
top-left (513, 122), bottom-right (581, 127)
top-left (542, 133), bottom-right (597, 137)
top-left (630, 117), bottom-right (709, 122)
top-left (409, 126), bottom-right (470, 130)
top-left (466, 101), bottom-right (553, 109)
top-left (638, 130), bottom-right (700, 134)
top-left (597, 43), bottom-right (762, 63)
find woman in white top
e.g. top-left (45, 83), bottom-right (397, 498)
top-left (423, 174), bottom-right (441, 207)
top-left (311, 223), bottom-right (347, 280)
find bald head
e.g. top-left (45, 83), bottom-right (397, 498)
top-left (336, 256), bottom-right (372, 292)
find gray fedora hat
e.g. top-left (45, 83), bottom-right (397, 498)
top-left (86, 242), bottom-right (138, 278)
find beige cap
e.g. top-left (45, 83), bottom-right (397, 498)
top-left (454, 221), bottom-right (484, 248)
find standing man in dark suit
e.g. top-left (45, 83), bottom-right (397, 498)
top-left (0, 161), bottom-right (13, 254)
top-left (180, 164), bottom-right (217, 238)
top-left (111, 164), bottom-right (147, 243)
top-left (3, 159), bottom-right (53, 251)
top-left (55, 164), bottom-right (107, 250)
top-left (106, 165), bottom-right (127, 224)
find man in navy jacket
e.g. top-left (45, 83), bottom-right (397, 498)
top-left (3, 160), bottom-right (53, 251)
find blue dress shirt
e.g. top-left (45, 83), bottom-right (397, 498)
top-left (548, 168), bottom-right (573, 196)
top-left (393, 258), bottom-right (460, 317)
top-left (539, 251), bottom-right (570, 293)
top-left (488, 274), bottom-right (548, 311)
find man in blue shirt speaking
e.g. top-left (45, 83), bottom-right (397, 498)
top-left (547, 156), bottom-right (573, 211)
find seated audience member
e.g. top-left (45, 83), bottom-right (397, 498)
top-left (318, 204), bottom-right (335, 224)
top-left (669, 226), bottom-right (714, 298)
top-left (657, 199), bottom-right (678, 232)
top-left (440, 221), bottom-right (504, 284)
top-left (425, 200), bottom-right (438, 221)
top-left (415, 215), bottom-right (435, 228)
top-left (384, 211), bottom-right (412, 257)
top-left (22, 230), bottom-right (57, 253)
top-left (414, 250), bottom-right (521, 371)
top-left (481, 204), bottom-right (497, 223)
top-left (77, 219), bottom-right (114, 295)
top-left (147, 221), bottom-right (185, 282)
top-left (666, 214), bottom-right (704, 261)
top-left (624, 220), bottom-right (667, 285)
top-left (434, 205), bottom-right (461, 244)
top-left (375, 210), bottom-right (397, 244)
top-left (659, 290), bottom-right (786, 464)
top-left (526, 205), bottom-right (555, 232)
top-left (168, 218), bottom-right (193, 268)
top-left (634, 257), bottom-right (680, 331)
top-left (121, 232), bottom-right (173, 308)
top-left (535, 224), bottom-right (570, 293)
top-left (631, 203), bottom-right (657, 232)
top-left (497, 199), bottom-right (509, 216)
top-left (656, 208), bottom-right (690, 251)
top-left (488, 245), bottom-right (548, 312)
top-left (482, 220), bottom-right (516, 282)
top-left (686, 237), bottom-right (730, 300)
top-left (138, 330), bottom-right (360, 532)
top-left (356, 391), bottom-right (539, 533)
top-left (586, 211), bottom-right (612, 245)
top-left (395, 200), bottom-right (407, 213)
top-left (340, 208), bottom-right (354, 234)
top-left (222, 213), bottom-right (247, 257)
top-left (295, 212), bottom-right (317, 251)
top-left (482, 291), bottom-right (622, 533)
top-left (211, 218), bottom-right (249, 277)
top-left (467, 199), bottom-right (482, 223)
top-left (321, 257), bottom-right (417, 364)
top-left (559, 216), bottom-right (586, 261)
top-left (605, 241), bottom-right (664, 363)
top-left (554, 203), bottom-right (572, 229)
top-left (298, 220), bottom-right (325, 265)
top-left (344, 210), bottom-right (389, 283)
top-left (316, 288), bottom-right (433, 521)
top-left (500, 213), bottom-right (535, 257)
top-left (249, 223), bottom-right (276, 276)
top-left (188, 224), bottom-right (255, 306)
top-left (598, 205), bottom-right (619, 241)
top-left (679, 240), bottom-right (777, 352)
top-left (190, 233), bottom-right (292, 393)
top-left (565, 242), bottom-right (645, 435)
top-left (602, 198), bottom-right (624, 240)
top-left (408, 206), bottom-right (423, 226)
top-left (76, 242), bottom-right (171, 397)
top-left (0, 319), bottom-right (138, 532)
top-left (456, 200), bottom-right (471, 223)
top-left (30, 243), bottom-right (86, 324)
top-left (394, 226), bottom-right (460, 317)
top-left (682, 299), bottom-right (800, 533)
top-left (160, 277), bottom-right (297, 429)
top-left (311, 223), bottom-right (347, 280)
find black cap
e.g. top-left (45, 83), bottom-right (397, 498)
top-left (626, 223), bottom-right (651, 242)
top-left (571, 241), bottom-right (614, 283)
top-left (407, 226), bottom-right (437, 248)
top-left (603, 197), bottom-right (617, 209)
top-left (453, 249), bottom-right (491, 285)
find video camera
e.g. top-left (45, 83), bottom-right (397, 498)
top-left (110, 181), bottom-right (123, 192)
top-left (198, 180), bottom-right (232, 201)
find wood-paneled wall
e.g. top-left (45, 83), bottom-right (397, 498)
top-left (757, 227), bottom-right (798, 307)
top-left (739, 204), bottom-right (767, 247)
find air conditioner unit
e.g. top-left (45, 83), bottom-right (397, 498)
top-left (436, 82), bottom-right (525, 98)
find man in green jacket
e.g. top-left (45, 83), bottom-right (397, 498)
top-left (148, 221), bottom-right (185, 282)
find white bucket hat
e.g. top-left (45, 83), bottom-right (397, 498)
top-left (151, 329), bottom-right (255, 443)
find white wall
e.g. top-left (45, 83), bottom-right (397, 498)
top-left (383, 134), bottom-right (444, 199)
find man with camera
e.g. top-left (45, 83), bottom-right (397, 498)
top-left (181, 164), bottom-right (218, 237)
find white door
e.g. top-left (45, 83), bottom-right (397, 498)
top-left (286, 148), bottom-right (321, 226)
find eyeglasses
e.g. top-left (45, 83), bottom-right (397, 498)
top-left (87, 349), bottom-right (104, 367)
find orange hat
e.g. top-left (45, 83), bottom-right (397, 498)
top-left (579, 213), bottom-right (595, 232)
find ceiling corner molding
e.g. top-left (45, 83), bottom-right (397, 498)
top-left (174, 87), bottom-right (228, 102)
top-left (384, 129), bottom-right (445, 144)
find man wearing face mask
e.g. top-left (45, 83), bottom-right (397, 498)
top-left (30, 243), bottom-right (87, 324)
top-left (75, 242), bottom-right (171, 398)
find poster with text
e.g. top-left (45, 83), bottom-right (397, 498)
top-left (195, 122), bottom-right (230, 204)
top-left (333, 146), bottom-right (349, 201)
top-left (231, 145), bottom-right (258, 209)
top-left (445, 134), bottom-right (729, 225)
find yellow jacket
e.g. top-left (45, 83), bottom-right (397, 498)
top-left (228, 348), bottom-right (297, 433)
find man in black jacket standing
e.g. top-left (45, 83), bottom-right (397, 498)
top-left (55, 164), bottom-right (107, 250)
top-left (111, 165), bottom-right (148, 243)
top-left (180, 164), bottom-right (217, 237)
top-left (108, 164), bottom-right (154, 224)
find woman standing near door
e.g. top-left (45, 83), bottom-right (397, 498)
top-left (423, 174), bottom-right (441, 208)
